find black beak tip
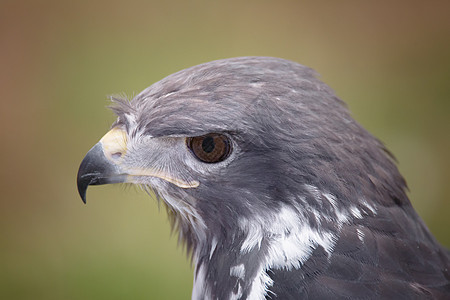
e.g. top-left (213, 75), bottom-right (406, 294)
top-left (77, 171), bottom-right (89, 204)
top-left (79, 188), bottom-right (87, 204)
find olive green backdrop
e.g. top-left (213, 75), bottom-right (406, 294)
top-left (1, 1), bottom-right (449, 299)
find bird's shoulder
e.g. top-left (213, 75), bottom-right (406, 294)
top-left (267, 205), bottom-right (450, 299)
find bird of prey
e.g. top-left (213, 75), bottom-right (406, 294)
top-left (77, 57), bottom-right (450, 299)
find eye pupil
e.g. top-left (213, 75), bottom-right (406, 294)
top-left (187, 133), bottom-right (232, 163)
top-left (202, 136), bottom-right (215, 153)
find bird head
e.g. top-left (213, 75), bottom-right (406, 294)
top-left (77, 56), bottom-right (407, 259)
top-left (77, 57), bottom-right (450, 300)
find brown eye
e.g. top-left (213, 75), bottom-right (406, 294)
top-left (187, 133), bottom-right (232, 163)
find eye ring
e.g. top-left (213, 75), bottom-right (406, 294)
top-left (186, 133), bottom-right (232, 163)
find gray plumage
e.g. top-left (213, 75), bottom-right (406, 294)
top-left (78, 57), bottom-right (450, 299)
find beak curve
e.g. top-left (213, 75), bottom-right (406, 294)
top-left (77, 127), bottom-right (200, 204)
top-left (77, 129), bottom-right (128, 203)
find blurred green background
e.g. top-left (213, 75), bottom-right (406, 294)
top-left (1, 1), bottom-right (449, 299)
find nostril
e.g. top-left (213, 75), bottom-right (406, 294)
top-left (111, 152), bottom-right (123, 159)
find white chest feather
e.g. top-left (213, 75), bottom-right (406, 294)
top-left (192, 186), bottom-right (377, 300)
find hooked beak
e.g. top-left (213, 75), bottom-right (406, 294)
top-left (77, 127), bottom-right (200, 204)
top-left (77, 128), bottom-right (128, 203)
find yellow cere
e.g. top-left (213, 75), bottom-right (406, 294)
top-left (100, 128), bottom-right (128, 161)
